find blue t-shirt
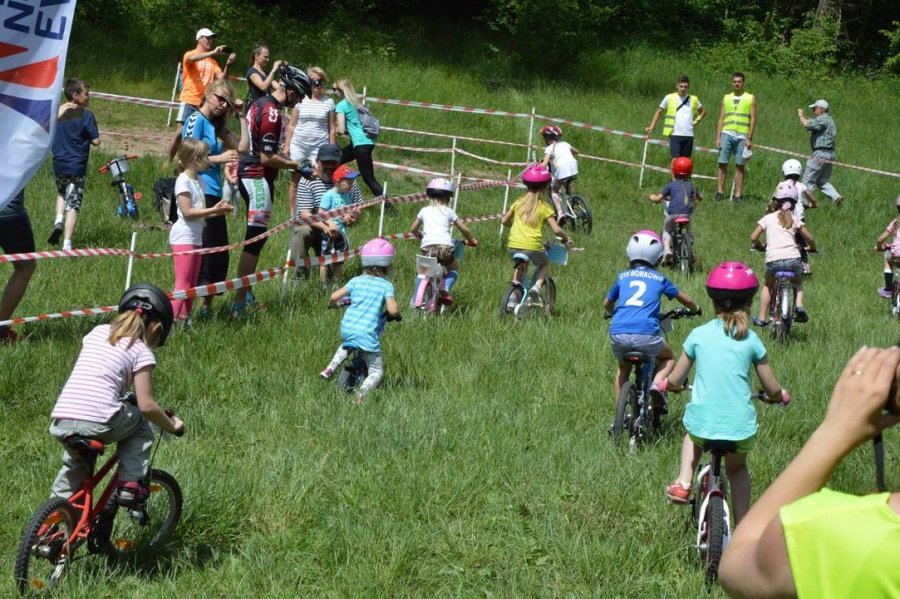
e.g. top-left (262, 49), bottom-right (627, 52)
top-left (320, 189), bottom-right (353, 235)
top-left (606, 266), bottom-right (679, 335)
top-left (52, 109), bottom-right (99, 176)
top-left (335, 99), bottom-right (374, 148)
top-left (682, 319), bottom-right (768, 441)
top-left (340, 275), bottom-right (395, 353)
top-left (182, 111), bottom-right (224, 197)
top-left (660, 179), bottom-right (698, 215)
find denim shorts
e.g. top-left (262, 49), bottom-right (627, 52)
top-left (610, 333), bottom-right (665, 362)
top-left (765, 258), bottom-right (802, 277)
top-left (718, 133), bottom-right (746, 166)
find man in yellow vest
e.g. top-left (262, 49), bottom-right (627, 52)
top-left (645, 75), bottom-right (706, 158)
top-left (715, 72), bottom-right (757, 202)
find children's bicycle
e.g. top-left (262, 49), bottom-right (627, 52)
top-left (552, 177), bottom-right (592, 234)
top-left (99, 154), bottom-right (142, 220)
top-left (14, 398), bottom-right (182, 596)
top-left (879, 244), bottom-right (900, 319)
top-left (499, 243), bottom-right (570, 318)
top-left (330, 299), bottom-right (401, 394)
top-left (607, 308), bottom-right (699, 450)
top-left (671, 216), bottom-right (694, 275)
top-left (412, 240), bottom-right (475, 316)
top-left (690, 391), bottom-right (789, 581)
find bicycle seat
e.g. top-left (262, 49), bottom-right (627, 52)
top-left (674, 216), bottom-right (691, 224)
top-left (63, 436), bottom-right (106, 460)
top-left (623, 351), bottom-right (650, 364)
top-left (775, 271), bottom-right (796, 279)
top-left (703, 440), bottom-right (738, 455)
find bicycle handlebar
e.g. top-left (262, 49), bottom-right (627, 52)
top-left (98, 154), bottom-right (139, 174)
top-left (604, 308), bottom-right (701, 320)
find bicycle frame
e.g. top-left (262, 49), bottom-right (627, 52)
top-left (693, 452), bottom-right (732, 555)
top-left (63, 453), bottom-right (122, 549)
top-left (769, 273), bottom-right (797, 341)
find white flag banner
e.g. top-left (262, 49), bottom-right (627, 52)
top-left (0, 1), bottom-right (77, 211)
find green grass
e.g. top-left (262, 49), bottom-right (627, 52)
top-left (2, 29), bottom-right (900, 597)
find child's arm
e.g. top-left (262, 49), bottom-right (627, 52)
top-left (665, 353), bottom-right (695, 392)
top-left (500, 208), bottom-right (514, 227)
top-left (570, 145), bottom-right (580, 156)
top-left (603, 297), bottom-right (615, 314)
top-left (410, 217), bottom-right (422, 238)
top-left (675, 290), bottom-right (700, 313)
top-left (454, 220), bottom-right (477, 245)
top-left (385, 296), bottom-right (400, 318)
top-left (546, 216), bottom-right (573, 246)
top-left (750, 225), bottom-right (765, 249)
top-left (754, 356), bottom-right (786, 402)
top-left (803, 188), bottom-right (818, 208)
top-left (876, 229), bottom-right (893, 251)
top-left (328, 286), bottom-right (350, 306)
top-left (797, 225), bottom-right (816, 250)
top-left (134, 367), bottom-right (183, 435)
top-left (177, 193), bottom-right (231, 219)
top-left (648, 193), bottom-right (663, 203)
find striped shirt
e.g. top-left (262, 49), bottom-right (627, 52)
top-left (295, 176), bottom-right (362, 217)
top-left (51, 324), bottom-right (156, 423)
top-left (340, 275), bottom-right (395, 352)
top-left (290, 97), bottom-right (334, 154)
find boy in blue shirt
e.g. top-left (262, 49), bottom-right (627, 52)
top-left (49, 79), bottom-right (101, 250)
top-left (603, 231), bottom-right (700, 413)
top-left (648, 157), bottom-right (700, 263)
top-left (318, 164), bottom-right (360, 287)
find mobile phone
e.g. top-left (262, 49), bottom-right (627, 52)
top-left (60, 106), bottom-right (85, 121)
top-left (221, 45), bottom-right (233, 54)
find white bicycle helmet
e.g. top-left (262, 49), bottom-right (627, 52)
top-left (782, 159), bottom-right (803, 178)
top-left (626, 230), bottom-right (664, 266)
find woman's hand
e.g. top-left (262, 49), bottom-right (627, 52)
top-left (271, 60), bottom-right (283, 73)
top-left (218, 149), bottom-right (239, 163)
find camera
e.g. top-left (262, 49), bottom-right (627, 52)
top-left (221, 45), bottom-right (233, 54)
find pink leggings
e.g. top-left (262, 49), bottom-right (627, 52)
top-left (171, 244), bottom-right (202, 320)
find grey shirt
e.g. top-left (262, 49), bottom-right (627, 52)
top-left (805, 113), bottom-right (836, 151)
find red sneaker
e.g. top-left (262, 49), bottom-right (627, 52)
top-left (438, 290), bottom-right (454, 305)
top-left (665, 481), bottom-right (691, 505)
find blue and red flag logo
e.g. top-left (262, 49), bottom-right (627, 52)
top-left (0, 40), bottom-right (59, 131)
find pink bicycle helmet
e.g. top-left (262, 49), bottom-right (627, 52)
top-left (426, 177), bottom-right (454, 198)
top-left (706, 261), bottom-right (759, 306)
top-left (521, 164), bottom-right (552, 187)
top-left (773, 181), bottom-right (799, 201)
top-left (360, 238), bottom-right (395, 268)
top-left (626, 230), bottom-right (664, 266)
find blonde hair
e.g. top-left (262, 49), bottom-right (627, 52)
top-left (715, 302), bottom-right (751, 340)
top-left (177, 137), bottom-right (210, 169)
top-left (333, 77), bottom-right (363, 108)
top-left (307, 66), bottom-right (327, 81)
top-left (430, 196), bottom-right (451, 207)
top-left (517, 190), bottom-right (549, 228)
top-left (364, 265), bottom-right (391, 278)
top-left (776, 207), bottom-right (794, 229)
top-left (108, 310), bottom-right (163, 349)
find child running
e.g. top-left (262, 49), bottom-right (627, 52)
top-left (409, 178), bottom-right (478, 306)
top-left (662, 262), bottom-right (788, 524)
top-left (47, 284), bottom-right (183, 504)
top-left (874, 195), bottom-right (900, 298)
top-left (320, 238), bottom-right (400, 404)
top-left (500, 164), bottom-right (573, 304)
top-left (648, 157), bottom-right (700, 263)
top-left (778, 159), bottom-right (817, 274)
top-left (750, 182), bottom-right (816, 326)
top-left (539, 125), bottom-right (579, 219)
top-left (603, 231), bottom-right (700, 413)
top-left (169, 138), bottom-right (233, 326)
top-left (318, 165), bottom-right (359, 287)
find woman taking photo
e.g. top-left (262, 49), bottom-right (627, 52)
top-left (285, 66), bottom-right (335, 203)
top-left (333, 77), bottom-right (383, 198)
top-left (245, 42), bottom-right (282, 102)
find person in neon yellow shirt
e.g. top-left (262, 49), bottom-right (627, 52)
top-left (720, 345), bottom-right (900, 598)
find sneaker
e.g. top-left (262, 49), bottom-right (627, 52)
top-left (665, 481), bottom-right (691, 505)
top-left (320, 366), bottom-right (335, 380)
top-left (527, 286), bottom-right (542, 306)
top-left (116, 481), bottom-right (149, 507)
top-left (230, 303), bottom-right (245, 318)
top-left (0, 327), bottom-right (20, 343)
top-left (649, 384), bottom-right (669, 415)
top-left (47, 223), bottom-right (63, 245)
top-left (879, 287), bottom-right (893, 299)
top-left (662, 252), bottom-right (674, 266)
top-left (438, 290), bottom-right (454, 305)
top-left (733, 195), bottom-right (743, 203)
top-left (801, 262), bottom-right (811, 275)
top-left (833, 196), bottom-right (844, 207)
top-left (752, 316), bottom-right (767, 327)
top-left (197, 306), bottom-right (212, 320)
top-left (714, 192), bottom-right (724, 202)
top-left (794, 307), bottom-right (809, 323)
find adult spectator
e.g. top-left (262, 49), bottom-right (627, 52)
top-left (332, 77), bottom-right (382, 198)
top-left (245, 42), bottom-right (282, 103)
top-left (232, 65), bottom-right (311, 316)
top-left (714, 72), bottom-right (757, 203)
top-left (168, 28), bottom-right (236, 162)
top-left (292, 143), bottom-right (361, 279)
top-left (285, 66), bottom-right (335, 207)
top-left (181, 79), bottom-right (249, 317)
top-left (0, 189), bottom-right (36, 343)
top-left (720, 345), bottom-right (900, 598)
top-left (797, 99), bottom-right (843, 207)
top-left (644, 75), bottom-right (706, 158)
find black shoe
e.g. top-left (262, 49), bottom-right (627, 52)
top-left (715, 192), bottom-right (723, 202)
top-left (794, 307), bottom-right (809, 323)
top-left (649, 388), bottom-right (669, 415)
top-left (48, 223), bottom-right (63, 245)
top-left (733, 196), bottom-right (743, 203)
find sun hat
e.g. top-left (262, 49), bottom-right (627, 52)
top-left (317, 143), bottom-right (342, 163)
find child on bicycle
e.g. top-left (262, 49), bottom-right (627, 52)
top-left (648, 157), bottom-right (700, 263)
top-left (318, 165), bottom-right (359, 287)
top-left (538, 125), bottom-right (579, 219)
top-left (409, 178), bottom-right (478, 306)
top-left (500, 164), bottom-right (573, 304)
top-left (776, 159), bottom-right (817, 275)
top-left (662, 261), bottom-right (788, 525)
top-left (603, 230), bottom-right (700, 413)
top-left (874, 195), bottom-right (900, 298)
top-left (47, 284), bottom-right (183, 505)
top-left (320, 238), bottom-right (400, 403)
top-left (750, 182), bottom-right (816, 326)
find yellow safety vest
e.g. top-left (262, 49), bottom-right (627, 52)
top-left (722, 92), bottom-right (754, 135)
top-left (663, 93), bottom-right (699, 136)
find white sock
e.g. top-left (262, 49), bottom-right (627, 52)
top-left (55, 214), bottom-right (63, 225)
top-left (62, 240), bottom-right (72, 251)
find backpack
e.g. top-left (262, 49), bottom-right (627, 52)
top-left (357, 104), bottom-right (380, 140)
top-left (152, 177), bottom-right (178, 224)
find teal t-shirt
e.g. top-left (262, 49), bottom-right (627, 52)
top-left (682, 319), bottom-right (767, 441)
top-left (320, 189), bottom-right (352, 235)
top-left (335, 99), bottom-right (374, 148)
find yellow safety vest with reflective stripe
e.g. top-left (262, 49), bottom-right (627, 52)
top-left (722, 93), bottom-right (754, 135)
top-left (662, 93), bottom-right (699, 136)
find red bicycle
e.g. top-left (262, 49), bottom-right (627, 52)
top-left (14, 400), bottom-right (182, 596)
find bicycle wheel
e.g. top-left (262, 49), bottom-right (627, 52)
top-left (704, 494), bottom-right (727, 581)
top-left (569, 196), bottom-right (592, 234)
top-left (611, 381), bottom-right (639, 447)
top-left (337, 359), bottom-right (364, 392)
top-left (15, 497), bottom-right (78, 596)
top-left (691, 466), bottom-right (710, 528)
top-left (778, 287), bottom-right (792, 341)
top-left (542, 277), bottom-right (557, 316)
top-left (417, 279), bottom-right (436, 315)
top-left (499, 284), bottom-right (523, 317)
top-left (104, 469), bottom-right (182, 563)
top-left (893, 282), bottom-right (900, 319)
top-left (679, 234), bottom-right (694, 275)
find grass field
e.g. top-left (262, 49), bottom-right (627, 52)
top-left (2, 28), bottom-right (900, 597)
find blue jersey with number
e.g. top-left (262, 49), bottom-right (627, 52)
top-left (606, 266), bottom-right (680, 335)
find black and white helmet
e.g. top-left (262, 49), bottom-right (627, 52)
top-left (118, 283), bottom-right (174, 346)
top-left (279, 63), bottom-right (312, 98)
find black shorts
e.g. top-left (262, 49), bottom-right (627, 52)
top-left (0, 213), bottom-right (36, 254)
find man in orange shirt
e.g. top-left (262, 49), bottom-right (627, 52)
top-left (168, 27), bottom-right (236, 161)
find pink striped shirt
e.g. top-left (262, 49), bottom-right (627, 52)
top-left (51, 324), bottom-right (156, 423)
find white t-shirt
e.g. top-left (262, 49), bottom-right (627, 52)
top-left (417, 204), bottom-right (457, 248)
top-left (169, 172), bottom-right (206, 246)
top-left (659, 94), bottom-right (702, 137)
top-left (544, 141), bottom-right (578, 180)
top-left (758, 212), bottom-right (802, 263)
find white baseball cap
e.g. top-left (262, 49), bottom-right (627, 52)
top-left (808, 99), bottom-right (829, 110)
top-left (196, 28), bottom-right (216, 40)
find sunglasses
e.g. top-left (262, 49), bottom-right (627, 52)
top-left (213, 93), bottom-right (230, 105)
top-left (311, 79), bottom-right (326, 88)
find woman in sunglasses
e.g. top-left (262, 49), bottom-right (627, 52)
top-left (246, 42), bottom-right (283, 102)
top-left (285, 66), bottom-right (336, 202)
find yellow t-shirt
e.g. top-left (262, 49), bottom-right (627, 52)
top-left (780, 488), bottom-right (900, 598)
top-left (180, 50), bottom-right (222, 106)
top-left (507, 196), bottom-right (555, 251)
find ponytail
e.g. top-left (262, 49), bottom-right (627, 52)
top-left (714, 299), bottom-right (751, 340)
top-left (777, 208), bottom-right (794, 230)
top-left (108, 309), bottom-right (163, 349)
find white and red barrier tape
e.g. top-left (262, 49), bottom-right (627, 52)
top-left (381, 125), bottom-right (528, 149)
top-left (454, 148), bottom-right (528, 168)
top-left (366, 96), bottom-right (531, 119)
top-left (93, 92), bottom-right (179, 110)
top-left (378, 142), bottom-right (453, 154)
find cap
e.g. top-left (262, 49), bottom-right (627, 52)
top-left (333, 165), bottom-right (360, 181)
top-left (317, 143), bottom-right (342, 163)
top-left (196, 28), bottom-right (216, 41)
top-left (809, 99), bottom-right (829, 110)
